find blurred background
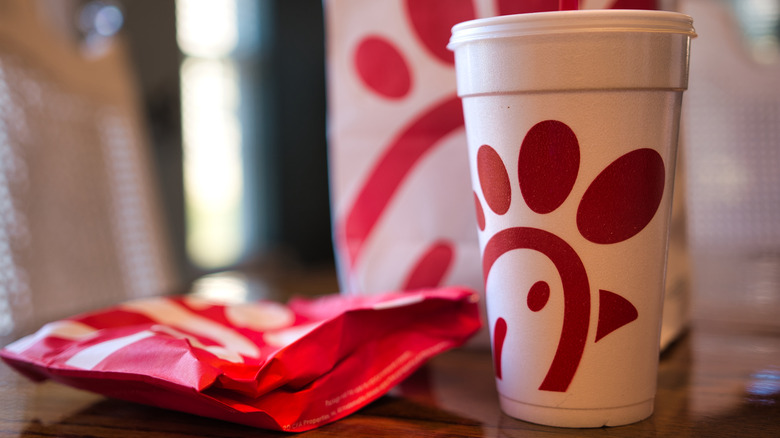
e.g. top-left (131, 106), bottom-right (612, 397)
top-left (0, 0), bottom-right (778, 341)
top-left (120, 0), bottom-right (332, 277)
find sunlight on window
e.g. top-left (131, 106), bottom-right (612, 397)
top-left (177, 0), bottom-right (244, 269)
top-left (176, 0), bottom-right (237, 58)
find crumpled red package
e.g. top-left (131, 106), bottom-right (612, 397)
top-left (0, 287), bottom-right (481, 432)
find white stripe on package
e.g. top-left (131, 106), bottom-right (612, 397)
top-left (64, 330), bottom-right (155, 370)
top-left (121, 297), bottom-right (260, 359)
top-left (4, 320), bottom-right (96, 354)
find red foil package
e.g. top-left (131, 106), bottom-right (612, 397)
top-left (1, 287), bottom-right (481, 432)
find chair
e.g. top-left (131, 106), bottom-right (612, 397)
top-left (0, 0), bottom-right (180, 344)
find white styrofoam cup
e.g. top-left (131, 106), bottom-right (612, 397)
top-left (449, 10), bottom-right (695, 427)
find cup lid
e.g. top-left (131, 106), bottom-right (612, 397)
top-left (448, 10), bottom-right (696, 50)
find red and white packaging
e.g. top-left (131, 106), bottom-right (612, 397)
top-left (1, 288), bottom-right (481, 432)
top-left (325, 2), bottom-right (678, 348)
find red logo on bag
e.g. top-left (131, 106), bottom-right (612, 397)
top-left (340, 0), bottom-right (657, 291)
top-left (479, 120), bottom-right (664, 391)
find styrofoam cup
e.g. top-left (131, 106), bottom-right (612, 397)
top-left (449, 10), bottom-right (695, 427)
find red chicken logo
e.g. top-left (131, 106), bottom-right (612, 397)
top-left (479, 120), bottom-right (665, 392)
top-left (340, 0), bottom-right (658, 291)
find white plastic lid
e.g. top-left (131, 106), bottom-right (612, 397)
top-left (448, 10), bottom-right (696, 95)
top-left (448, 10), bottom-right (696, 50)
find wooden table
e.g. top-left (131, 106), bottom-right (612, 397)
top-left (1, 250), bottom-right (778, 437)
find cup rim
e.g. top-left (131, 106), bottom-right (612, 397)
top-left (448, 10), bottom-right (696, 50)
